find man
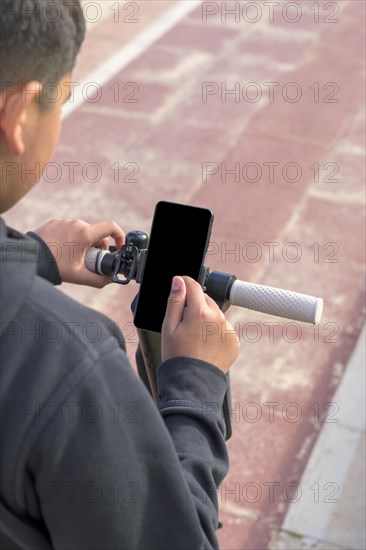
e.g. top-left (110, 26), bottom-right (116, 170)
top-left (0, 1), bottom-right (240, 548)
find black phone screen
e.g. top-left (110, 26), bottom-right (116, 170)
top-left (134, 201), bottom-right (213, 333)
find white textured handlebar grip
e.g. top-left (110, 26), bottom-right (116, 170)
top-left (230, 280), bottom-right (323, 324)
top-left (85, 247), bottom-right (108, 275)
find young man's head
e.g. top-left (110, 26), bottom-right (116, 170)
top-left (0, 0), bottom-right (86, 213)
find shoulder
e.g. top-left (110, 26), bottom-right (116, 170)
top-left (1, 274), bottom-right (128, 407)
top-left (27, 274), bottom-right (124, 356)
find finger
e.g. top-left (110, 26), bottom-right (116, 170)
top-left (203, 292), bottom-right (222, 311)
top-left (86, 221), bottom-right (125, 250)
top-left (73, 265), bottom-right (111, 289)
top-left (93, 238), bottom-right (110, 250)
top-left (163, 276), bottom-right (187, 333)
top-left (181, 276), bottom-right (208, 313)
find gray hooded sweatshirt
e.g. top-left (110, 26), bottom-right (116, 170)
top-left (0, 218), bottom-right (229, 550)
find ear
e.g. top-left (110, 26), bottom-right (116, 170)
top-left (0, 81), bottom-right (43, 156)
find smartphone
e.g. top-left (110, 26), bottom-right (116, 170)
top-left (134, 201), bottom-right (214, 333)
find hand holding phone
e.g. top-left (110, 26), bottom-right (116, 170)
top-left (134, 201), bottom-right (214, 333)
top-left (162, 276), bottom-right (240, 374)
top-left (132, 201), bottom-right (236, 438)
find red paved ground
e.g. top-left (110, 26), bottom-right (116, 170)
top-left (4, 1), bottom-right (365, 548)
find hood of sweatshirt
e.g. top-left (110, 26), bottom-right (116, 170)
top-left (0, 217), bottom-right (38, 336)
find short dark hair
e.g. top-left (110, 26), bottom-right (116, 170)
top-left (0, 0), bottom-right (86, 107)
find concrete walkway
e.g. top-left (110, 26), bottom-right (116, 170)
top-left (272, 325), bottom-right (365, 550)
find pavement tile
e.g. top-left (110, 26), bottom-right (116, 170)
top-left (94, 79), bottom-right (173, 115)
top-left (246, 77), bottom-right (363, 151)
top-left (60, 109), bottom-right (148, 156)
top-left (171, 42), bottom-right (276, 133)
top-left (158, 22), bottom-right (240, 53)
top-left (338, 107), bottom-right (366, 152)
top-left (115, 45), bottom-right (194, 79)
top-left (186, 0), bottom-right (336, 34)
top-left (272, 530), bottom-right (347, 550)
top-left (215, 320), bottom-right (361, 545)
top-left (271, 325), bottom-right (366, 550)
top-left (217, 194), bottom-right (365, 544)
top-left (91, 144), bottom-right (205, 223)
top-left (227, 323), bottom-right (342, 433)
top-left (246, 3), bottom-right (365, 150)
top-left (222, 413), bottom-right (318, 522)
top-left (74, 0), bottom-right (179, 81)
top-left (186, 3), bottom-right (255, 29)
top-left (4, 142), bottom-right (144, 236)
top-left (254, 194), bottom-right (366, 369)
top-left (227, 311), bottom-right (343, 399)
top-left (310, 149), bottom-right (366, 204)
top-left (215, 314), bottom-right (351, 517)
top-left (234, 30), bottom-right (314, 64)
top-left (174, 82), bottom-right (262, 134)
top-left (278, 196), bottom-right (365, 269)
top-left (135, 117), bottom-right (236, 167)
top-left (323, 432), bottom-right (366, 550)
top-left (303, 199), bottom-right (365, 264)
top-left (208, 53), bottom-right (287, 81)
top-left (217, 511), bottom-right (274, 550)
top-left (190, 136), bottom-right (326, 280)
top-left (270, 2), bottom-right (340, 33)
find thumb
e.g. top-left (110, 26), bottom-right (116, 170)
top-left (164, 276), bottom-right (186, 332)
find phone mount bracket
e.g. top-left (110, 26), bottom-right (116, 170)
top-left (111, 231), bottom-right (149, 285)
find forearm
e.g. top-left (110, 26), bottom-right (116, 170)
top-left (158, 357), bottom-right (229, 547)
